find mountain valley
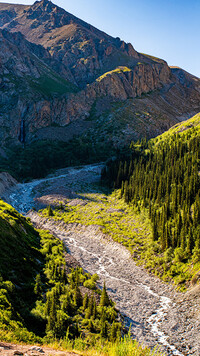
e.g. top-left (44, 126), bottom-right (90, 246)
top-left (0, 0), bottom-right (200, 355)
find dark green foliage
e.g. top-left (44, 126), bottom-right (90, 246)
top-left (102, 129), bottom-right (200, 282)
top-left (47, 205), bottom-right (54, 217)
top-left (100, 282), bottom-right (110, 308)
top-left (0, 201), bottom-right (121, 344)
top-left (34, 274), bottom-right (43, 299)
top-left (0, 136), bottom-right (116, 181)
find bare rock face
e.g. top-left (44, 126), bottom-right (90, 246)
top-left (0, 172), bottom-right (17, 197)
top-left (0, 0), bottom-right (199, 148)
top-left (0, 0), bottom-right (149, 88)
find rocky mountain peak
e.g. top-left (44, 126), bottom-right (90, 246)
top-left (24, 0), bottom-right (59, 24)
top-left (0, 0), bottom-right (199, 150)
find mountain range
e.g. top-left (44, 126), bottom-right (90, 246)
top-left (0, 0), bottom-right (200, 152)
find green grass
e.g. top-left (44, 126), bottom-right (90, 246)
top-left (27, 73), bottom-right (78, 97)
top-left (96, 67), bottom-right (132, 82)
top-left (154, 112), bottom-right (200, 144)
top-left (41, 189), bottom-right (151, 254)
top-left (0, 200), bottom-right (41, 284)
top-left (41, 180), bottom-right (200, 290)
top-left (46, 332), bottom-right (163, 355)
top-left (140, 53), bottom-right (165, 64)
top-left (0, 199), bottom-right (163, 355)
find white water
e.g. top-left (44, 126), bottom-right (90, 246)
top-left (7, 163), bottom-right (185, 356)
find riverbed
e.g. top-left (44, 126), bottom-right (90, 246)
top-left (6, 164), bottom-right (200, 355)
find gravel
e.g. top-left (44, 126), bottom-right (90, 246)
top-left (5, 163), bottom-right (200, 356)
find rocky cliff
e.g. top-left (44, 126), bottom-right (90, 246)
top-left (0, 172), bottom-right (17, 196)
top-left (0, 0), bottom-right (200, 149)
top-left (0, 0), bottom-right (141, 87)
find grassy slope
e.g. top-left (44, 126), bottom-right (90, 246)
top-left (0, 200), bottom-right (42, 343)
top-left (154, 112), bottom-right (200, 142)
top-left (42, 189), bottom-right (151, 255)
top-left (96, 66), bottom-right (132, 82)
top-left (1, 68), bottom-right (77, 100)
top-left (0, 200), bottom-right (162, 356)
top-left (0, 200), bottom-right (41, 286)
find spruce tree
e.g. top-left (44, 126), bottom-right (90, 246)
top-left (100, 282), bottom-right (110, 308)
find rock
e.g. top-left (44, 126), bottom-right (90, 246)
top-left (0, 2), bottom-right (199, 148)
top-left (28, 346), bottom-right (44, 353)
top-left (107, 208), bottom-right (124, 213)
top-left (13, 351), bottom-right (24, 355)
top-left (0, 172), bottom-right (17, 196)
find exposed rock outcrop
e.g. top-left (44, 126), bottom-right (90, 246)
top-left (0, 0), bottom-right (141, 87)
top-left (0, 172), bottom-right (17, 197)
top-left (0, 0), bottom-right (199, 148)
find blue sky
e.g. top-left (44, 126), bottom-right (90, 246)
top-left (3, 0), bottom-right (200, 78)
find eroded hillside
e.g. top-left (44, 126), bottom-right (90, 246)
top-left (0, 0), bottom-right (199, 154)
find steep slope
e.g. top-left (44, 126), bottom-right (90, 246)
top-left (102, 112), bottom-right (200, 287)
top-left (155, 111), bottom-right (200, 140)
top-left (0, 0), bottom-right (199, 165)
top-left (0, 198), bottom-right (124, 348)
top-left (0, 0), bottom-right (142, 87)
top-left (0, 28), bottom-right (77, 146)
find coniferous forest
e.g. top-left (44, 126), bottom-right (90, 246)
top-left (0, 0), bottom-right (200, 354)
top-left (102, 123), bottom-right (200, 284)
top-left (0, 200), bottom-right (122, 346)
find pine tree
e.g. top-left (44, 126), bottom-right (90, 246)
top-left (100, 308), bottom-right (107, 338)
top-left (100, 282), bottom-right (110, 308)
top-left (83, 293), bottom-right (89, 310)
top-left (48, 205), bottom-right (54, 217)
top-left (92, 298), bottom-right (97, 319)
top-left (85, 295), bottom-right (94, 319)
top-left (34, 274), bottom-right (42, 298)
top-left (73, 285), bottom-right (82, 307)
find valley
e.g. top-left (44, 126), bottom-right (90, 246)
top-left (5, 163), bottom-right (200, 355)
top-left (0, 0), bottom-right (199, 355)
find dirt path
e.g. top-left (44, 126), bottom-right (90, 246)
top-left (5, 164), bottom-right (200, 356)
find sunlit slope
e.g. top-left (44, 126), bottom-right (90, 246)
top-left (154, 112), bottom-right (200, 144)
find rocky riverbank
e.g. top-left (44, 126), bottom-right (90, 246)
top-left (28, 211), bottom-right (200, 356)
top-left (5, 163), bottom-right (200, 356)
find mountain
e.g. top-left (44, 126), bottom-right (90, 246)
top-left (0, 28), bottom-right (77, 146)
top-left (0, 0), bottom-right (141, 87)
top-left (0, 0), bottom-right (200, 162)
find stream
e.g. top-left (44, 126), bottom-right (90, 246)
top-left (5, 164), bottom-right (194, 355)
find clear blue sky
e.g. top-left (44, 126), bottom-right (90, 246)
top-left (2, 0), bottom-right (200, 78)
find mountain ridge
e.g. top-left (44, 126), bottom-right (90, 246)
top-left (0, 0), bottom-right (199, 156)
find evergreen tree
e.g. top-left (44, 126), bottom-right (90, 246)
top-left (34, 274), bottom-right (42, 299)
top-left (100, 282), bottom-right (110, 308)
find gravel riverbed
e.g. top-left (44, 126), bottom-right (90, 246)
top-left (6, 164), bottom-right (200, 356)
